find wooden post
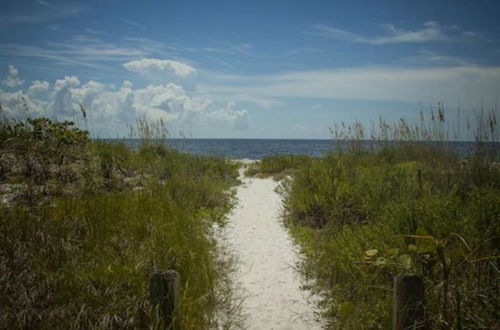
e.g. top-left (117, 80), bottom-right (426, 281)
top-left (393, 274), bottom-right (425, 330)
top-left (150, 270), bottom-right (180, 329)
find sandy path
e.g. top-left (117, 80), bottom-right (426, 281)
top-left (223, 170), bottom-right (324, 330)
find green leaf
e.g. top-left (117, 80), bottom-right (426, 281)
top-left (339, 301), bottom-right (355, 316)
top-left (387, 248), bottom-right (400, 256)
top-left (374, 257), bottom-right (387, 266)
top-left (399, 254), bottom-right (412, 269)
top-left (417, 242), bottom-right (436, 254)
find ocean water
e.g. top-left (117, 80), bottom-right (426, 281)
top-left (107, 139), bottom-right (492, 159)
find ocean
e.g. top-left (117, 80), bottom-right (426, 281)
top-left (107, 139), bottom-right (493, 159)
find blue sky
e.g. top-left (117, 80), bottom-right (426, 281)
top-left (1, 0), bottom-right (499, 138)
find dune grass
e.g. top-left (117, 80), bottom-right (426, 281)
top-left (245, 154), bottom-right (312, 179)
top-left (248, 110), bottom-right (499, 329)
top-left (0, 117), bottom-right (241, 329)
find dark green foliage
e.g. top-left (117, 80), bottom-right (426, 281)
top-left (0, 117), bottom-right (240, 329)
top-left (252, 144), bottom-right (499, 329)
top-left (0, 118), bottom-right (101, 199)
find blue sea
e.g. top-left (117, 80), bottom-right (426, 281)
top-left (108, 139), bottom-right (493, 159)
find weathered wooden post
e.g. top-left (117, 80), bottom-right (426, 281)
top-left (393, 274), bottom-right (425, 330)
top-left (150, 270), bottom-right (180, 329)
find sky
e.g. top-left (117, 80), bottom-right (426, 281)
top-left (1, 0), bottom-right (499, 139)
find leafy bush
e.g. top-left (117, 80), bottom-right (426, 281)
top-left (0, 118), bottom-right (102, 202)
top-left (248, 140), bottom-right (499, 329)
top-left (276, 146), bottom-right (499, 329)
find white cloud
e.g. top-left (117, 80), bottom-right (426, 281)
top-left (378, 21), bottom-right (447, 44)
top-left (462, 31), bottom-right (480, 38)
top-left (28, 80), bottom-right (50, 95)
top-left (47, 36), bottom-right (148, 59)
top-left (36, 0), bottom-right (55, 9)
top-left (202, 65), bottom-right (500, 107)
top-left (2, 65), bottom-right (24, 87)
top-left (0, 89), bottom-right (48, 117)
top-left (121, 37), bottom-right (177, 55)
top-left (310, 21), bottom-right (449, 45)
top-left (120, 18), bottom-right (146, 30)
top-left (70, 80), bottom-right (111, 113)
top-left (204, 102), bottom-right (250, 129)
top-left (54, 76), bottom-right (80, 90)
top-left (0, 44), bottom-right (111, 71)
top-left (201, 43), bottom-right (253, 56)
top-left (52, 76), bottom-right (81, 117)
top-left (0, 36), bottom-right (171, 74)
top-left (412, 50), bottom-right (470, 65)
top-left (123, 58), bottom-right (197, 78)
top-left (203, 54), bottom-right (234, 70)
top-left (129, 83), bottom-right (249, 129)
top-left (7, 3), bottom-right (84, 23)
top-left (0, 69), bottom-right (249, 136)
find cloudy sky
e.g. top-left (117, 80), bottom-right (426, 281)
top-left (1, 0), bottom-right (499, 138)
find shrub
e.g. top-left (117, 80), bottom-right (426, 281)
top-left (0, 117), bottom-right (240, 329)
top-left (279, 145), bottom-right (499, 329)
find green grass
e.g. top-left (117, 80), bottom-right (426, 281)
top-left (0, 118), bottom-right (241, 329)
top-left (2, 110), bottom-right (498, 328)
top-left (245, 154), bottom-right (312, 179)
top-left (247, 112), bottom-right (499, 329)
top-left (284, 148), bottom-right (498, 329)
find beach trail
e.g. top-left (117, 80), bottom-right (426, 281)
top-left (222, 169), bottom-right (324, 329)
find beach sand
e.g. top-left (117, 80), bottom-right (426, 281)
top-left (221, 169), bottom-right (324, 329)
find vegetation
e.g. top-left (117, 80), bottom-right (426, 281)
top-left (245, 154), bottom-right (312, 179)
top-left (0, 117), bottom-right (241, 329)
top-left (2, 107), bottom-right (498, 329)
top-left (248, 110), bottom-right (499, 329)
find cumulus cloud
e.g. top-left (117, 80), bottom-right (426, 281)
top-left (28, 80), bottom-right (50, 95)
top-left (123, 58), bottom-right (197, 78)
top-left (205, 102), bottom-right (250, 129)
top-left (0, 67), bottom-right (249, 136)
top-left (2, 65), bottom-right (24, 87)
top-left (52, 76), bottom-right (81, 117)
top-left (0, 89), bottom-right (48, 118)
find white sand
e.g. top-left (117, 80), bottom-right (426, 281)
top-left (222, 170), bottom-right (324, 329)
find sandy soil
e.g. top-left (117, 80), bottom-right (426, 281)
top-left (222, 169), bottom-right (324, 329)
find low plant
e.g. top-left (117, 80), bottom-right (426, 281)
top-left (0, 117), bottom-right (241, 329)
top-left (280, 148), bottom-right (498, 329)
top-left (250, 107), bottom-right (499, 329)
top-left (245, 154), bottom-right (312, 179)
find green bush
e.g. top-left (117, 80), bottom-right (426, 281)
top-left (0, 117), bottom-right (240, 329)
top-left (245, 154), bottom-right (312, 179)
top-left (270, 145), bottom-right (499, 329)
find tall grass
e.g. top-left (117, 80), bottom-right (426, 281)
top-left (331, 105), bottom-right (498, 155)
top-left (245, 154), bottom-right (312, 179)
top-left (248, 107), bottom-right (499, 329)
top-left (0, 117), bottom-right (241, 329)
